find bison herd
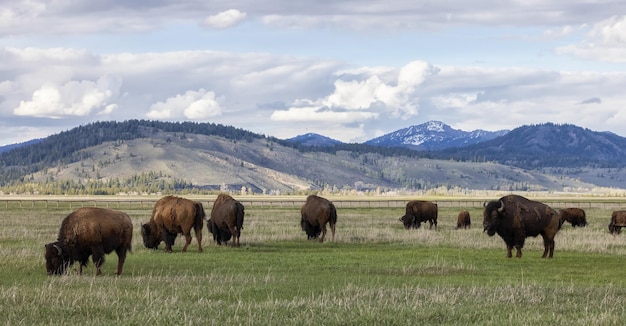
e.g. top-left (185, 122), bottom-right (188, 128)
top-left (44, 193), bottom-right (625, 276)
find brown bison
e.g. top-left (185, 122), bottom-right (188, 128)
top-left (560, 208), bottom-right (587, 227)
top-left (483, 195), bottom-right (562, 258)
top-left (141, 195), bottom-right (205, 253)
top-left (45, 207), bottom-right (133, 276)
top-left (456, 209), bottom-right (471, 229)
top-left (300, 195), bottom-right (337, 242)
top-left (399, 200), bottom-right (438, 230)
top-left (207, 194), bottom-right (245, 246)
top-left (609, 210), bottom-right (626, 234)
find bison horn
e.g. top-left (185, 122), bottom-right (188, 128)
top-left (53, 244), bottom-right (62, 255)
top-left (497, 200), bottom-right (505, 213)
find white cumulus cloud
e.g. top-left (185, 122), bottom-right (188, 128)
top-left (203, 9), bottom-right (247, 29)
top-left (146, 89), bottom-right (223, 120)
top-left (557, 15), bottom-right (626, 63)
top-left (13, 75), bottom-right (122, 118)
top-left (271, 60), bottom-right (437, 126)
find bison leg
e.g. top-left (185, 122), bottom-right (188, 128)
top-left (181, 232), bottom-right (192, 252)
top-left (505, 245), bottom-right (513, 258)
top-left (229, 225), bottom-right (240, 247)
top-left (319, 223), bottom-right (327, 243)
top-left (78, 255), bottom-right (90, 275)
top-left (542, 236), bottom-right (555, 258)
top-left (195, 227), bottom-right (203, 252)
top-left (115, 248), bottom-right (128, 275)
top-left (91, 249), bottom-right (105, 276)
top-left (514, 246), bottom-right (522, 258)
top-left (163, 230), bottom-right (176, 253)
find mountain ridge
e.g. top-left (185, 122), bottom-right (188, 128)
top-left (364, 120), bottom-right (509, 150)
top-left (1, 120), bottom-right (626, 194)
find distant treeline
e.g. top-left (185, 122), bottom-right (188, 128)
top-left (1, 171), bottom-right (200, 196)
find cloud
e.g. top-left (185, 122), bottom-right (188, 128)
top-left (13, 75), bottom-right (122, 118)
top-left (3, 45), bottom-right (626, 144)
top-left (4, 1), bottom-right (626, 37)
top-left (270, 106), bottom-right (378, 123)
top-left (146, 89), bottom-right (223, 120)
top-left (579, 97), bottom-right (602, 104)
top-left (203, 9), bottom-right (247, 29)
top-left (271, 61), bottom-right (437, 127)
top-left (557, 15), bottom-right (626, 62)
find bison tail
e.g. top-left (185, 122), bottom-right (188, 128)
top-left (193, 203), bottom-right (205, 230)
top-left (329, 203), bottom-right (338, 225)
top-left (235, 202), bottom-right (245, 231)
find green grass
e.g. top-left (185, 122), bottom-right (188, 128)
top-left (1, 202), bottom-right (626, 325)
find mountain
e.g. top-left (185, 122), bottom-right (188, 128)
top-left (284, 133), bottom-right (343, 147)
top-left (364, 121), bottom-right (509, 150)
top-left (437, 123), bottom-right (626, 169)
top-left (1, 119), bottom-right (626, 194)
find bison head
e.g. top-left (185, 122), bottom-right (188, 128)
top-left (399, 214), bottom-right (416, 229)
top-left (44, 242), bottom-right (70, 275)
top-left (141, 221), bottom-right (161, 249)
top-left (301, 219), bottom-right (321, 239)
top-left (609, 223), bottom-right (618, 234)
top-left (482, 200), bottom-right (505, 236)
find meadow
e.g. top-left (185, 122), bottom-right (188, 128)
top-left (1, 197), bottom-right (626, 325)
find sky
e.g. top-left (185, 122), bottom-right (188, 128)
top-left (2, 1), bottom-right (626, 145)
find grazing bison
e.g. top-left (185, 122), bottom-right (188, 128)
top-left (300, 195), bottom-right (337, 242)
top-left (399, 200), bottom-right (438, 230)
top-left (207, 194), bottom-right (245, 246)
top-left (456, 209), bottom-right (471, 229)
top-left (560, 208), bottom-right (587, 228)
top-left (45, 207), bottom-right (133, 276)
top-left (609, 210), bottom-right (626, 234)
top-left (483, 195), bottom-right (562, 258)
top-left (141, 195), bottom-right (205, 253)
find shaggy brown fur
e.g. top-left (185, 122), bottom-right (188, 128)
top-left (483, 195), bottom-right (562, 258)
top-left (399, 200), bottom-right (438, 230)
top-left (300, 195), bottom-right (337, 243)
top-left (609, 210), bottom-right (626, 234)
top-left (207, 194), bottom-right (245, 246)
top-left (141, 195), bottom-right (205, 253)
top-left (45, 207), bottom-right (133, 276)
top-left (560, 208), bottom-right (587, 228)
top-left (456, 209), bottom-right (471, 229)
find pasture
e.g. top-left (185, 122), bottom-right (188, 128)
top-left (1, 197), bottom-right (626, 325)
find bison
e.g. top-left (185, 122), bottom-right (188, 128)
top-left (207, 194), bottom-right (245, 246)
top-left (609, 210), bottom-right (626, 234)
top-left (560, 208), bottom-right (587, 228)
top-left (399, 200), bottom-right (438, 230)
top-left (300, 195), bottom-right (337, 242)
top-left (456, 209), bottom-right (471, 229)
top-left (141, 195), bottom-right (205, 253)
top-left (44, 207), bottom-right (133, 276)
top-left (483, 195), bottom-right (562, 258)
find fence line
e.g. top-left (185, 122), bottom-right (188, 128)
top-left (2, 198), bottom-right (626, 210)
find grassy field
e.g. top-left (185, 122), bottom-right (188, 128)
top-left (1, 198), bottom-right (626, 325)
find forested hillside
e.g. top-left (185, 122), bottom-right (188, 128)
top-left (0, 120), bottom-right (624, 195)
top-left (436, 123), bottom-right (626, 168)
top-left (0, 120), bottom-right (263, 183)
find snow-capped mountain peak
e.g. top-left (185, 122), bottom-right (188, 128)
top-left (365, 121), bottom-right (508, 150)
